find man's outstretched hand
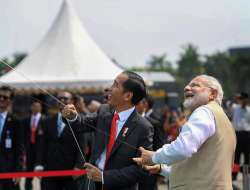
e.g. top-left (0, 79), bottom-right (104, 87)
top-left (133, 147), bottom-right (155, 166)
top-left (143, 165), bottom-right (161, 174)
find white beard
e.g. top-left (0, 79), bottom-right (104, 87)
top-left (183, 91), bottom-right (210, 110)
top-left (183, 98), bottom-right (193, 109)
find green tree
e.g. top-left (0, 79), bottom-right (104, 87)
top-left (12, 53), bottom-right (27, 67)
top-left (146, 53), bottom-right (175, 74)
top-left (203, 51), bottom-right (250, 98)
top-left (176, 44), bottom-right (204, 97)
top-left (230, 54), bottom-right (250, 95)
top-left (177, 44), bottom-right (204, 81)
top-left (130, 53), bottom-right (176, 74)
top-left (0, 57), bottom-right (10, 75)
top-left (0, 52), bottom-right (27, 76)
top-left (203, 52), bottom-right (233, 98)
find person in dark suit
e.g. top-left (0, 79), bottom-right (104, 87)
top-left (102, 88), bottom-right (112, 104)
top-left (22, 100), bottom-right (46, 190)
top-left (62, 71), bottom-right (154, 190)
top-left (73, 95), bottom-right (91, 161)
top-left (72, 95), bottom-right (93, 190)
top-left (0, 86), bottom-right (24, 190)
top-left (73, 95), bottom-right (88, 116)
top-left (136, 97), bottom-right (164, 190)
top-left (37, 91), bottom-right (83, 190)
top-left (144, 97), bottom-right (165, 151)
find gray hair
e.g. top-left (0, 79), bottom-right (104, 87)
top-left (196, 75), bottom-right (224, 105)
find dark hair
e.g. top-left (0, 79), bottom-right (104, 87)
top-left (31, 100), bottom-right (42, 105)
top-left (0, 85), bottom-right (15, 100)
top-left (145, 96), bottom-right (154, 109)
top-left (240, 92), bottom-right (249, 99)
top-left (122, 71), bottom-right (147, 105)
top-left (56, 91), bottom-right (72, 98)
top-left (73, 94), bottom-right (84, 103)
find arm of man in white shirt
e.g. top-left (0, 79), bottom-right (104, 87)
top-left (160, 164), bottom-right (172, 181)
top-left (152, 106), bottom-right (216, 165)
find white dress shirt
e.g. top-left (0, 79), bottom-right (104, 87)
top-left (30, 113), bottom-right (41, 128)
top-left (57, 112), bottom-right (66, 136)
top-left (0, 111), bottom-right (8, 140)
top-left (0, 111), bottom-right (8, 122)
top-left (160, 164), bottom-right (172, 180)
top-left (145, 109), bottom-right (153, 117)
top-left (152, 106), bottom-right (216, 166)
top-left (232, 105), bottom-right (250, 131)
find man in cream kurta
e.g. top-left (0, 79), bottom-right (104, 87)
top-left (133, 75), bottom-right (236, 190)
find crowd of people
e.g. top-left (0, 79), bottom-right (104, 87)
top-left (0, 71), bottom-right (249, 190)
top-left (226, 92), bottom-right (250, 183)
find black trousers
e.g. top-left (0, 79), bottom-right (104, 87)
top-left (75, 176), bottom-right (91, 190)
top-left (235, 131), bottom-right (250, 165)
top-left (25, 178), bottom-right (33, 190)
top-left (42, 177), bottom-right (77, 190)
top-left (25, 144), bottom-right (37, 190)
top-left (0, 179), bottom-right (20, 190)
top-left (138, 175), bottom-right (157, 190)
top-left (233, 131), bottom-right (250, 180)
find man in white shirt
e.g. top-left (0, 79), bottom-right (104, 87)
top-left (133, 75), bottom-right (236, 190)
top-left (232, 92), bottom-right (250, 179)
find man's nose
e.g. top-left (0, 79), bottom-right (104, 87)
top-left (184, 84), bottom-right (190, 91)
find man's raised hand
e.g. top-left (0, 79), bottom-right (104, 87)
top-left (62, 104), bottom-right (78, 120)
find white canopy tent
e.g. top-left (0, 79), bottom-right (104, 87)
top-left (0, 0), bottom-right (122, 90)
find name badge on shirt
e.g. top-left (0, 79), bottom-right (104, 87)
top-left (5, 130), bottom-right (12, 149)
top-left (5, 138), bottom-right (12, 149)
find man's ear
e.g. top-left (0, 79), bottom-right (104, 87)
top-left (124, 91), bottom-right (133, 102)
top-left (209, 89), bottom-right (218, 101)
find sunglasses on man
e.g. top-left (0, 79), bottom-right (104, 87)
top-left (0, 95), bottom-right (10, 100)
top-left (57, 96), bottom-right (71, 101)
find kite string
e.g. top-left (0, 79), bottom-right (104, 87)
top-left (0, 58), bottom-right (139, 151)
top-left (0, 58), bottom-right (86, 163)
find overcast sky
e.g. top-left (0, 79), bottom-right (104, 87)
top-left (1, 0), bottom-right (250, 67)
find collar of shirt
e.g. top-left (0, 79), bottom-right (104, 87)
top-left (0, 111), bottom-right (8, 122)
top-left (57, 112), bottom-right (65, 127)
top-left (31, 113), bottom-right (41, 126)
top-left (58, 112), bottom-right (62, 119)
top-left (32, 112), bottom-right (41, 119)
top-left (32, 113), bottom-right (41, 121)
top-left (116, 106), bottom-right (135, 122)
top-left (145, 109), bottom-right (153, 117)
